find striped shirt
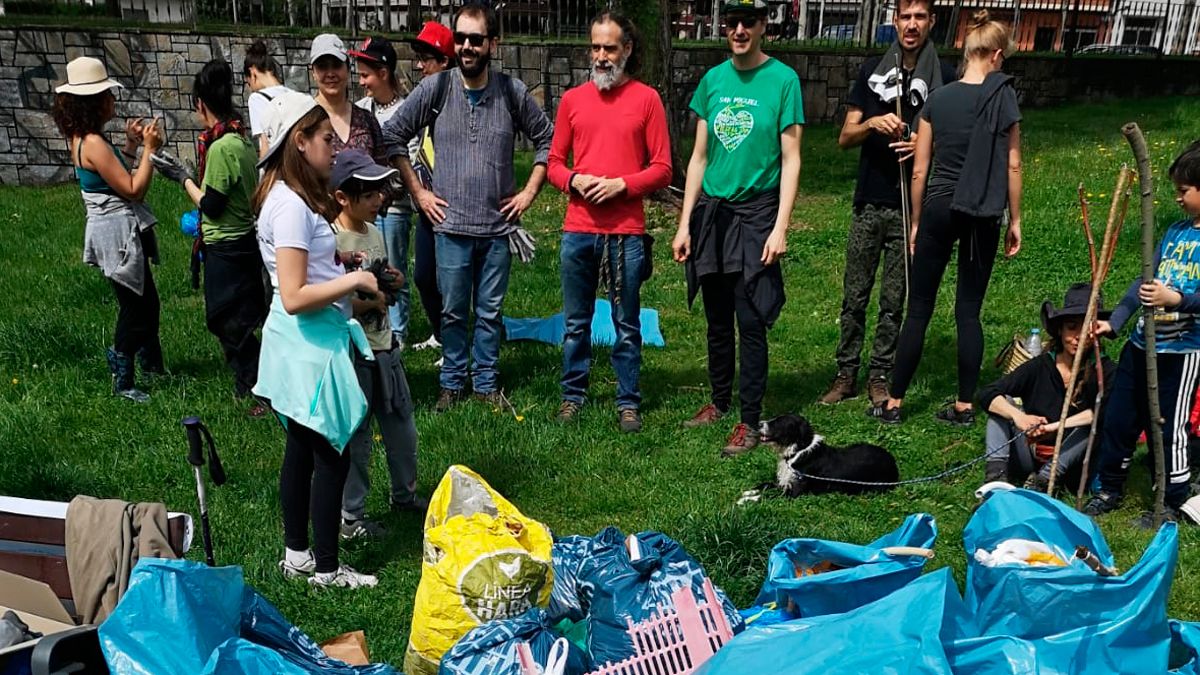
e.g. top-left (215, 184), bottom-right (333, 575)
top-left (382, 68), bottom-right (554, 237)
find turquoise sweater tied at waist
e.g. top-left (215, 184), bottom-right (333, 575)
top-left (253, 296), bottom-right (374, 452)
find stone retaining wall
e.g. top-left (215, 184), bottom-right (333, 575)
top-left (2, 26), bottom-right (1199, 185)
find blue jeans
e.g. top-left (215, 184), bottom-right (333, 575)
top-left (436, 232), bottom-right (511, 393)
top-left (376, 209), bottom-right (412, 341)
top-left (560, 233), bottom-right (643, 410)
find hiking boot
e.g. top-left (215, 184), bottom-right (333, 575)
top-left (682, 403), bottom-right (727, 429)
top-left (474, 390), bottom-right (503, 406)
top-left (308, 565), bottom-right (378, 589)
top-left (1083, 491), bottom-right (1122, 517)
top-left (935, 404), bottom-right (976, 427)
top-left (434, 388), bottom-right (464, 413)
top-left (721, 423), bottom-right (760, 458)
top-left (391, 495), bottom-right (430, 515)
top-left (866, 403), bottom-right (902, 425)
top-left (1023, 472), bottom-right (1051, 494)
top-left (279, 549), bottom-right (316, 579)
top-left (340, 518), bottom-right (386, 540)
top-left (557, 400), bottom-right (582, 423)
top-left (1134, 506), bottom-right (1183, 530)
top-left (867, 377), bottom-right (890, 407)
top-left (618, 408), bottom-right (643, 434)
top-left (984, 459), bottom-right (1008, 484)
top-left (106, 348), bottom-right (149, 403)
top-left (819, 372), bottom-right (857, 405)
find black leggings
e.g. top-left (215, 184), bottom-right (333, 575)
top-left (890, 195), bottom-right (1001, 403)
top-left (109, 250), bottom-right (161, 359)
top-left (701, 272), bottom-right (769, 426)
top-left (279, 419), bottom-right (351, 573)
top-left (413, 214), bottom-right (442, 342)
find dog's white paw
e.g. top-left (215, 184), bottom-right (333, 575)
top-left (737, 489), bottom-right (763, 506)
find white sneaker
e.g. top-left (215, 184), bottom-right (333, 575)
top-left (308, 564), bottom-right (379, 589)
top-left (434, 356), bottom-right (444, 368)
top-left (413, 335), bottom-right (441, 351)
top-left (279, 549), bottom-right (316, 578)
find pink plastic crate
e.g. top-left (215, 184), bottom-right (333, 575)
top-left (586, 578), bottom-right (734, 675)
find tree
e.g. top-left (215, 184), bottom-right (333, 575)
top-left (617, 0), bottom-right (687, 188)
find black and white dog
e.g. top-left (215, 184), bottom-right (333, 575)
top-left (757, 414), bottom-right (899, 496)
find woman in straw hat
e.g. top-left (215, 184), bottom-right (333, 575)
top-left (52, 56), bottom-right (164, 403)
top-left (977, 283), bottom-right (1114, 492)
top-left (250, 90), bottom-right (382, 589)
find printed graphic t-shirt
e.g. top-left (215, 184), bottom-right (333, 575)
top-left (689, 57), bottom-right (805, 202)
top-left (1130, 219), bottom-right (1200, 353)
top-left (333, 221), bottom-right (392, 352)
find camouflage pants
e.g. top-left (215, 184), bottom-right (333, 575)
top-left (834, 204), bottom-right (907, 379)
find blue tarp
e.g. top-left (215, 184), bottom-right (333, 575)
top-left (503, 300), bottom-right (665, 348)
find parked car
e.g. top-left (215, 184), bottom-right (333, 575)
top-left (1077, 43), bottom-right (1162, 56)
top-left (818, 24), bottom-right (856, 41)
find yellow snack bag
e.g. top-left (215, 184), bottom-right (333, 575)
top-left (403, 465), bottom-right (553, 675)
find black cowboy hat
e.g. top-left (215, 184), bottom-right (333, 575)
top-left (1041, 283), bottom-right (1111, 334)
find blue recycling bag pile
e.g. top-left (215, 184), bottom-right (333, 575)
top-left (95, 488), bottom-right (1200, 673)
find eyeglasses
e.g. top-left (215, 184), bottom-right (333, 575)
top-left (723, 14), bottom-right (762, 30)
top-left (453, 31), bottom-right (488, 47)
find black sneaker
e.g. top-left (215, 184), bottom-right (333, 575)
top-left (866, 403), bottom-right (902, 425)
top-left (1134, 506), bottom-right (1182, 530)
top-left (391, 495), bottom-right (430, 515)
top-left (1083, 491), bottom-right (1122, 517)
top-left (935, 404), bottom-right (976, 427)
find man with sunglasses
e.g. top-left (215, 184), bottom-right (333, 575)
top-left (672, 0), bottom-right (804, 457)
top-left (820, 0), bottom-right (955, 408)
top-left (547, 11), bottom-right (672, 434)
top-left (382, 1), bottom-right (554, 412)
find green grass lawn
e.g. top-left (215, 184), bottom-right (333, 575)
top-left (2, 95), bottom-right (1199, 665)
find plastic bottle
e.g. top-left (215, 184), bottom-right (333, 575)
top-left (1026, 328), bottom-right (1043, 357)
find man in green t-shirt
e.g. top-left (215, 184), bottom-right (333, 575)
top-left (671, 0), bottom-right (804, 457)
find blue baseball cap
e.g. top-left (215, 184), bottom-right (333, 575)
top-left (331, 149), bottom-right (397, 192)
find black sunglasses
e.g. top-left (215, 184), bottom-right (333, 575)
top-left (453, 31), bottom-right (489, 47)
top-left (724, 14), bottom-right (762, 30)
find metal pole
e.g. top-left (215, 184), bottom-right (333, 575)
top-left (712, 0), bottom-right (721, 40)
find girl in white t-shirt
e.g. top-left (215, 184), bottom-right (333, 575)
top-left (243, 40), bottom-right (293, 158)
top-left (251, 91), bottom-right (381, 590)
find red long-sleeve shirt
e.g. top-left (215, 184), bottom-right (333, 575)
top-left (547, 78), bottom-right (672, 235)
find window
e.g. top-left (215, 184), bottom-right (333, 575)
top-left (1034, 26), bottom-right (1057, 51)
top-left (1122, 17), bottom-right (1158, 47)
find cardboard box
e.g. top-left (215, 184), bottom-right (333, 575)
top-left (0, 568), bottom-right (77, 658)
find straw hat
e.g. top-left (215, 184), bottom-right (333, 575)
top-left (55, 57), bottom-right (123, 96)
top-left (256, 90), bottom-right (321, 169)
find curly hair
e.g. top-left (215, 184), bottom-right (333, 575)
top-left (51, 91), bottom-right (113, 139)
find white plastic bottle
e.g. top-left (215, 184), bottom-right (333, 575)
top-left (1026, 328), bottom-right (1043, 357)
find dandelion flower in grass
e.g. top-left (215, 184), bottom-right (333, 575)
top-left (374, 434), bottom-right (382, 442)
top-left (516, 415), bottom-right (526, 422)
top-left (1099, 193), bottom-right (1108, 199)
top-left (10, 378), bottom-right (17, 385)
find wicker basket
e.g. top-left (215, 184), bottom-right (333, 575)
top-left (995, 333), bottom-right (1045, 375)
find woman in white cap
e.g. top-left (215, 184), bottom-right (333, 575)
top-left (250, 90), bottom-right (382, 589)
top-left (52, 56), bottom-right (164, 403)
top-left (309, 33), bottom-right (396, 166)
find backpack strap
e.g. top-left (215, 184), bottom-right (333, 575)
top-left (428, 70), bottom-right (453, 139)
top-left (428, 70), bottom-right (525, 138)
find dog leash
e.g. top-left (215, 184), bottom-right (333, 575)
top-left (790, 429), bottom-right (1032, 489)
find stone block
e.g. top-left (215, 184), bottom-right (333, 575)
top-left (159, 75), bottom-right (178, 90)
top-left (45, 32), bottom-right (63, 54)
top-left (0, 79), bottom-right (21, 108)
top-left (827, 65), bottom-right (847, 89)
top-left (14, 109), bottom-right (59, 140)
top-left (103, 38), bottom-right (132, 78)
top-left (23, 164), bottom-right (73, 185)
top-left (65, 32), bottom-right (92, 47)
top-left (157, 35), bottom-right (173, 51)
top-left (66, 46), bottom-right (104, 62)
top-left (0, 166), bottom-right (17, 185)
top-left (549, 56), bottom-right (569, 75)
top-left (188, 43), bottom-right (212, 63)
top-left (158, 51), bottom-right (187, 75)
top-left (15, 52), bottom-right (48, 68)
top-left (152, 87), bottom-right (181, 110)
top-left (0, 127), bottom-right (10, 153)
top-left (0, 40), bottom-right (14, 67)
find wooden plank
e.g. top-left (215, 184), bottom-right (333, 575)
top-left (0, 550), bottom-right (72, 601)
top-left (0, 511), bottom-right (187, 557)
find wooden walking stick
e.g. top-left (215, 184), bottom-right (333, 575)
top-left (1124, 122), bottom-right (1168, 528)
top-left (1047, 169), bottom-right (1132, 496)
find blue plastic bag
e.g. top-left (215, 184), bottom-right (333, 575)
top-left (964, 488), bottom-right (1178, 675)
top-left (575, 528), bottom-right (744, 667)
top-left (438, 608), bottom-right (590, 675)
top-left (1170, 621), bottom-right (1200, 674)
top-left (753, 513), bottom-right (937, 618)
top-left (548, 535), bottom-right (596, 623)
top-left (98, 558), bottom-right (398, 674)
top-left (699, 569), bottom-right (970, 674)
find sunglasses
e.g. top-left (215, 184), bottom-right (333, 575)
top-left (453, 31), bottom-right (489, 47)
top-left (724, 14), bottom-right (762, 30)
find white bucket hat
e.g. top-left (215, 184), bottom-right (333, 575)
top-left (256, 90), bottom-right (322, 169)
top-left (55, 57), bottom-right (124, 96)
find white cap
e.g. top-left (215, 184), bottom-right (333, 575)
top-left (309, 33), bottom-right (348, 64)
top-left (257, 90), bottom-right (322, 169)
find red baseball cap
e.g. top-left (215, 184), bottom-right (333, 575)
top-left (410, 21), bottom-right (455, 62)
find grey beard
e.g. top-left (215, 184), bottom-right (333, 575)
top-left (591, 60), bottom-right (625, 91)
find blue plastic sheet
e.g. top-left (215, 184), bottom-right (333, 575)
top-left (963, 488), bottom-right (1178, 675)
top-left (753, 513), bottom-right (937, 618)
top-left (503, 300), bottom-right (665, 348)
top-left (98, 558), bottom-right (398, 675)
top-left (438, 608), bottom-right (589, 675)
top-left (574, 528), bottom-right (744, 667)
top-left (1170, 621), bottom-right (1200, 674)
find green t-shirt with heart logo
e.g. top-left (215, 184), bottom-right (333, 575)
top-left (689, 57), bottom-right (804, 202)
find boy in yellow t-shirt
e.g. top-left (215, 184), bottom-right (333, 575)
top-left (330, 150), bottom-right (425, 539)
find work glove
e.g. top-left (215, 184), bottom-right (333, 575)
top-left (508, 226), bottom-right (537, 264)
top-left (150, 150), bottom-right (194, 185)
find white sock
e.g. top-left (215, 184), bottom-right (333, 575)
top-left (285, 548), bottom-right (312, 566)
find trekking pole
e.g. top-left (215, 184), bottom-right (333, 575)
top-left (895, 52), bottom-right (912, 305)
top-left (183, 416), bottom-right (226, 566)
top-left (1047, 168), bottom-right (1131, 496)
top-left (1124, 123), bottom-right (1168, 529)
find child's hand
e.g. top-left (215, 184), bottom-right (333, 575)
top-left (1139, 280), bottom-right (1181, 308)
top-left (1093, 320), bottom-right (1114, 338)
top-left (385, 266), bottom-right (404, 290)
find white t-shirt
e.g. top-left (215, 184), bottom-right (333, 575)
top-left (257, 181), bottom-right (350, 316)
top-left (248, 85), bottom-right (293, 137)
top-left (354, 94), bottom-right (404, 127)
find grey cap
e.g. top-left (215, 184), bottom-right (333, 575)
top-left (310, 33), bottom-right (348, 64)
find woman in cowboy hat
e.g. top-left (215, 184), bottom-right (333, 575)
top-left (977, 283), bottom-right (1114, 492)
top-left (52, 56), bottom-right (165, 403)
